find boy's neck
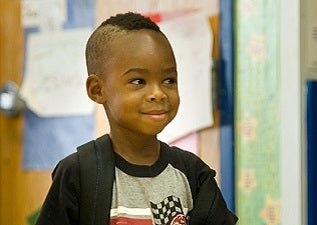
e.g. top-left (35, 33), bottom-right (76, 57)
top-left (109, 132), bottom-right (160, 166)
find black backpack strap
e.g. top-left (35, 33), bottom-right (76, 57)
top-left (77, 134), bottom-right (115, 225)
top-left (77, 140), bottom-right (97, 225)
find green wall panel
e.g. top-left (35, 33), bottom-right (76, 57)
top-left (235, 1), bottom-right (281, 224)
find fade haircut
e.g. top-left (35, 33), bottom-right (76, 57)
top-left (85, 12), bottom-right (162, 75)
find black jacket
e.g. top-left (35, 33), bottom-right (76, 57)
top-left (36, 134), bottom-right (238, 225)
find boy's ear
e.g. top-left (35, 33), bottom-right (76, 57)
top-left (86, 74), bottom-right (107, 104)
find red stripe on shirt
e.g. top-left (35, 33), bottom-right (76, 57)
top-left (110, 217), bottom-right (152, 225)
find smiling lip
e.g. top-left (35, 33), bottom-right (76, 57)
top-left (143, 110), bottom-right (167, 121)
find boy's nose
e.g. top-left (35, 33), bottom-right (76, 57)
top-left (147, 85), bottom-right (167, 102)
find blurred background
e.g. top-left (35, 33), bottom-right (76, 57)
top-left (0, 0), bottom-right (316, 224)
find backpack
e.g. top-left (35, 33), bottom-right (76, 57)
top-left (76, 134), bottom-right (115, 225)
top-left (76, 134), bottom-right (238, 225)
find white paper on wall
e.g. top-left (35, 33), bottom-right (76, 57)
top-left (21, 0), bottom-right (67, 30)
top-left (20, 28), bottom-right (94, 117)
top-left (158, 11), bottom-right (214, 143)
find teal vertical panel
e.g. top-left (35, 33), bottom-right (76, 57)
top-left (235, 1), bottom-right (281, 224)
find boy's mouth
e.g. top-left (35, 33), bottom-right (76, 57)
top-left (144, 109), bottom-right (166, 115)
top-left (142, 110), bottom-right (168, 122)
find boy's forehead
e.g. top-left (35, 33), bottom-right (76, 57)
top-left (110, 29), bottom-right (169, 47)
top-left (107, 30), bottom-right (173, 58)
top-left (90, 28), bottom-right (175, 76)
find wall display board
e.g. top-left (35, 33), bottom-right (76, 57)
top-left (21, 0), bottom-right (95, 170)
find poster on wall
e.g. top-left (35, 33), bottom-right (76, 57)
top-left (157, 11), bottom-right (214, 143)
top-left (21, 0), bottom-right (95, 170)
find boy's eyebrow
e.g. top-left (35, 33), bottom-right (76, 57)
top-left (122, 67), bottom-right (177, 76)
top-left (163, 67), bottom-right (178, 74)
top-left (122, 68), bottom-right (148, 76)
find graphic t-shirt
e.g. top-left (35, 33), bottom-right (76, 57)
top-left (110, 149), bottom-right (193, 225)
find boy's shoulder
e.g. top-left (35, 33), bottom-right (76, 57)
top-left (161, 141), bottom-right (207, 164)
top-left (52, 134), bottom-right (113, 178)
top-left (160, 141), bottom-right (216, 178)
top-left (76, 134), bottom-right (115, 161)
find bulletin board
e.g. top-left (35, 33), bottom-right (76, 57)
top-left (21, 0), bottom-right (95, 170)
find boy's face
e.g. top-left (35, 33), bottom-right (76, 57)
top-left (97, 30), bottom-right (179, 136)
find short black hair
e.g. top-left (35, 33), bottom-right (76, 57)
top-left (85, 12), bottom-right (162, 75)
top-left (101, 12), bottom-right (160, 31)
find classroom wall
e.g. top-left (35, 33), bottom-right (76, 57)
top-left (1, 1), bottom-right (310, 225)
top-left (0, 1), bottom-right (223, 224)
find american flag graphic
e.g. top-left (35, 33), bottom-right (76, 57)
top-left (150, 195), bottom-right (187, 225)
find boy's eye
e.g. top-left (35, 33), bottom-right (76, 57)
top-left (130, 79), bottom-right (145, 85)
top-left (163, 78), bottom-right (177, 84)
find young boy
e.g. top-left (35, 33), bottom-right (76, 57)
top-left (35, 12), bottom-right (238, 225)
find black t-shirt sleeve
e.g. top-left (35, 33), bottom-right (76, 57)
top-left (167, 145), bottom-right (238, 224)
top-left (35, 153), bottom-right (80, 225)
